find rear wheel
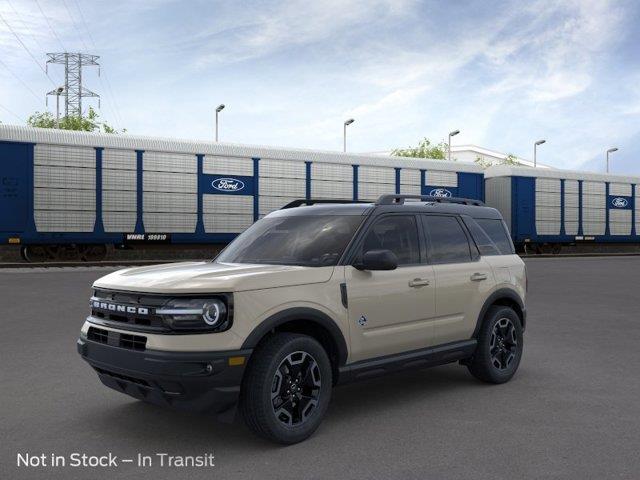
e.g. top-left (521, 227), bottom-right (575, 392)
top-left (468, 306), bottom-right (523, 384)
top-left (240, 333), bottom-right (332, 444)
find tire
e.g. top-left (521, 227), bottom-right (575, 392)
top-left (467, 306), bottom-right (523, 384)
top-left (240, 333), bottom-right (332, 444)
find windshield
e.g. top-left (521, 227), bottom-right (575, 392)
top-left (216, 215), bottom-right (363, 267)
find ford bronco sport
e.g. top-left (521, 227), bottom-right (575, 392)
top-left (78, 194), bottom-right (526, 444)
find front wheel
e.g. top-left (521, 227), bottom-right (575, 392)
top-left (467, 306), bottom-right (523, 384)
top-left (240, 333), bottom-right (332, 444)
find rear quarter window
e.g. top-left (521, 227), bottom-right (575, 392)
top-left (474, 218), bottom-right (515, 255)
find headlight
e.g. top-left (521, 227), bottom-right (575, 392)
top-left (156, 297), bottom-right (231, 332)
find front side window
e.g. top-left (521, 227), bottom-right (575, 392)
top-left (359, 215), bottom-right (420, 265)
top-left (422, 215), bottom-right (472, 264)
top-left (216, 215), bottom-right (363, 267)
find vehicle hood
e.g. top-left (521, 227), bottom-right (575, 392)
top-left (92, 261), bottom-right (335, 294)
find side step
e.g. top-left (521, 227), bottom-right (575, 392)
top-left (337, 339), bottom-right (477, 384)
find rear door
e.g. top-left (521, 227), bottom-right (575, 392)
top-left (345, 214), bottom-right (436, 362)
top-left (421, 214), bottom-right (493, 345)
top-left (0, 142), bottom-right (29, 233)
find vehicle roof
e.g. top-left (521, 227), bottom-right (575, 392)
top-left (267, 201), bottom-right (503, 220)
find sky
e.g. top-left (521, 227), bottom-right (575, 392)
top-left (1, 0), bottom-right (639, 174)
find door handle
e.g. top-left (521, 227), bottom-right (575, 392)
top-left (409, 278), bottom-right (430, 287)
top-left (470, 272), bottom-right (488, 281)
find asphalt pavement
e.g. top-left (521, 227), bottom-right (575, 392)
top-left (1, 257), bottom-right (639, 480)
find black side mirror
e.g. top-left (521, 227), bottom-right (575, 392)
top-left (355, 249), bottom-right (398, 271)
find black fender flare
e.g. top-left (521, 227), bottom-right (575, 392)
top-left (472, 288), bottom-right (526, 338)
top-left (241, 307), bottom-right (349, 366)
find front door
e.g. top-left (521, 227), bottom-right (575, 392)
top-left (345, 215), bottom-right (436, 362)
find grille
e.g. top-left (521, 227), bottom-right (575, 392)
top-left (87, 326), bottom-right (108, 344)
top-left (90, 289), bottom-right (169, 332)
top-left (87, 326), bottom-right (147, 351)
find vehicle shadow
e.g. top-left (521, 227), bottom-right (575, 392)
top-left (81, 363), bottom-right (487, 450)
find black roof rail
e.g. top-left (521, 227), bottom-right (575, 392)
top-left (280, 199), bottom-right (368, 209)
top-left (376, 194), bottom-right (485, 206)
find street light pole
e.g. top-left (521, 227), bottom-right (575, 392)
top-left (55, 86), bottom-right (64, 128)
top-left (448, 129), bottom-right (460, 162)
top-left (215, 104), bottom-right (225, 142)
top-left (606, 148), bottom-right (618, 173)
top-left (534, 139), bottom-right (546, 167)
top-left (343, 118), bottom-right (354, 152)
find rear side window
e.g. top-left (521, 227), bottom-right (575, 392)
top-left (360, 215), bottom-right (420, 265)
top-left (475, 218), bottom-right (514, 255)
top-left (422, 215), bottom-right (472, 264)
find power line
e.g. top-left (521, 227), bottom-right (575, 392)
top-left (60, 0), bottom-right (90, 51)
top-left (69, 0), bottom-right (124, 128)
top-left (0, 57), bottom-right (42, 101)
top-left (34, 0), bottom-right (67, 52)
top-left (0, 11), bottom-right (57, 87)
top-left (0, 102), bottom-right (25, 122)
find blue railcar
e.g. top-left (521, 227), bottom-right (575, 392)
top-left (485, 165), bottom-right (640, 253)
top-left (0, 125), bottom-right (485, 261)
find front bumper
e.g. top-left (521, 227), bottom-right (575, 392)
top-left (77, 337), bottom-right (252, 414)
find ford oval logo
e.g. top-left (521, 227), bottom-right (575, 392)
top-left (429, 188), bottom-right (452, 198)
top-left (212, 178), bottom-right (245, 192)
top-left (612, 197), bottom-right (629, 208)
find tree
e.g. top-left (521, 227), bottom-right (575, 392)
top-left (475, 153), bottom-right (521, 169)
top-left (27, 107), bottom-right (125, 133)
top-left (392, 138), bottom-right (450, 160)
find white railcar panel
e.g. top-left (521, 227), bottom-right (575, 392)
top-left (103, 190), bottom-right (136, 212)
top-left (582, 222), bottom-right (605, 235)
top-left (311, 180), bottom-right (352, 199)
top-left (259, 159), bottom-right (306, 179)
top-left (536, 221), bottom-right (560, 235)
top-left (34, 210), bottom-right (95, 232)
top-left (103, 169), bottom-right (136, 191)
top-left (359, 166), bottom-right (395, 184)
top-left (358, 182), bottom-right (396, 200)
top-left (204, 156), bottom-right (253, 176)
top-left (103, 149), bottom-right (136, 170)
top-left (583, 208), bottom-right (606, 222)
top-left (203, 194), bottom-right (253, 215)
top-left (259, 196), bottom-right (299, 216)
top-left (564, 206), bottom-right (579, 223)
top-left (103, 212), bottom-right (137, 232)
top-left (143, 151), bottom-right (196, 173)
top-left (311, 163), bottom-right (352, 182)
top-left (535, 191), bottom-right (561, 207)
top-left (143, 171), bottom-right (197, 193)
top-left (564, 192), bottom-right (579, 208)
top-left (564, 180), bottom-right (579, 193)
top-left (34, 188), bottom-right (95, 211)
top-left (609, 210), bottom-right (632, 235)
top-left (536, 206), bottom-right (561, 221)
top-left (143, 192), bottom-right (197, 213)
top-left (582, 195), bottom-right (605, 208)
top-left (400, 169), bottom-right (420, 186)
top-left (143, 213), bottom-right (197, 232)
top-left (582, 181), bottom-right (606, 195)
top-left (259, 177), bottom-right (306, 197)
top-left (565, 221), bottom-right (579, 235)
top-left (609, 183), bottom-right (632, 196)
top-left (34, 165), bottom-right (95, 190)
top-left (535, 178), bottom-right (561, 192)
top-left (204, 214), bottom-right (254, 233)
top-left (400, 184), bottom-right (421, 195)
top-left (426, 170), bottom-right (457, 187)
top-left (34, 144), bottom-right (95, 168)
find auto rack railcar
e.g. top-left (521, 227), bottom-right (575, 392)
top-left (0, 125), bottom-right (484, 261)
top-left (485, 165), bottom-right (640, 253)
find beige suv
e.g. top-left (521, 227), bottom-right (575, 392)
top-left (78, 194), bottom-right (527, 444)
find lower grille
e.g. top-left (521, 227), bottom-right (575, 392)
top-left (94, 367), bottom-right (150, 386)
top-left (87, 326), bottom-right (147, 351)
